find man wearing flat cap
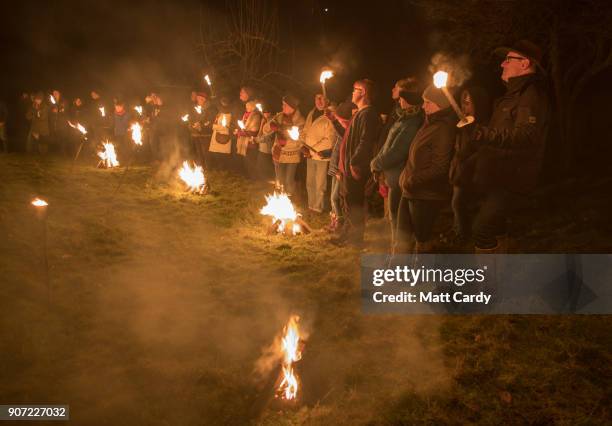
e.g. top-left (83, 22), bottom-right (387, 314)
top-left (470, 39), bottom-right (551, 253)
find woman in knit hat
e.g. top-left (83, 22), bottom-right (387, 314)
top-left (262, 94), bottom-right (305, 195)
top-left (371, 85), bottom-right (424, 251)
top-left (396, 85), bottom-right (456, 256)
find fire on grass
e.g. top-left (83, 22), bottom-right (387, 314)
top-left (260, 193), bottom-right (311, 236)
top-left (178, 161), bottom-right (207, 194)
top-left (97, 142), bottom-right (119, 168)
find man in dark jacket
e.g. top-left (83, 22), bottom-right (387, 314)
top-left (190, 92), bottom-right (217, 168)
top-left (26, 92), bottom-right (50, 154)
top-left (334, 79), bottom-right (382, 246)
top-left (470, 40), bottom-right (551, 252)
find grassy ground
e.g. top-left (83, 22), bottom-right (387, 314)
top-left (0, 153), bottom-right (610, 425)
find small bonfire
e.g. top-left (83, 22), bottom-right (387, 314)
top-left (97, 142), bottom-right (119, 168)
top-left (260, 193), bottom-right (311, 236)
top-left (178, 161), bottom-right (207, 194)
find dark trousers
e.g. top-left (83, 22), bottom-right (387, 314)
top-left (257, 152), bottom-right (274, 181)
top-left (388, 183), bottom-right (402, 245)
top-left (397, 197), bottom-right (444, 244)
top-left (341, 175), bottom-right (368, 243)
top-left (192, 136), bottom-right (210, 168)
top-left (244, 147), bottom-right (259, 180)
top-left (452, 185), bottom-right (473, 238)
top-left (473, 189), bottom-right (522, 249)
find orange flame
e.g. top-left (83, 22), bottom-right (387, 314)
top-left (221, 115), bottom-right (227, 127)
top-left (130, 123), bottom-right (142, 145)
top-left (260, 192), bottom-right (301, 235)
top-left (194, 105), bottom-right (202, 114)
top-left (288, 126), bottom-right (300, 141)
top-left (433, 71), bottom-right (448, 88)
top-left (237, 120), bottom-right (246, 130)
top-left (319, 70), bottom-right (334, 84)
top-left (49, 95), bottom-right (56, 105)
top-left (31, 197), bottom-right (48, 207)
top-left (181, 114), bottom-right (189, 122)
top-left (97, 142), bottom-right (119, 168)
top-left (277, 315), bottom-right (302, 400)
top-left (99, 106), bottom-right (105, 117)
top-left (68, 121), bottom-right (87, 135)
top-left (256, 103), bottom-right (263, 113)
top-left (204, 74), bottom-right (212, 86)
top-left (134, 105), bottom-right (143, 115)
top-left (178, 161), bottom-right (206, 193)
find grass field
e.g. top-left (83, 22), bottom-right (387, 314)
top-left (0, 153), bottom-right (610, 425)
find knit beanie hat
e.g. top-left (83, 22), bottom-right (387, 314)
top-left (423, 85), bottom-right (450, 109)
top-left (282, 94), bottom-right (300, 110)
top-left (399, 90), bottom-right (423, 106)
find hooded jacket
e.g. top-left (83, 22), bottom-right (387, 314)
top-left (400, 107), bottom-right (456, 200)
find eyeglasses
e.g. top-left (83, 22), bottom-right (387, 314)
top-left (503, 55), bottom-right (526, 63)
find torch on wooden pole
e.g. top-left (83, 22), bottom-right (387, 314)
top-left (68, 121), bottom-right (89, 173)
top-left (31, 198), bottom-right (50, 304)
top-left (319, 70), bottom-right (334, 100)
top-left (433, 71), bottom-right (474, 128)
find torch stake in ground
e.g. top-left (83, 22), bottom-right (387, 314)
top-left (68, 121), bottom-right (89, 172)
top-left (433, 71), bottom-right (475, 128)
top-left (32, 198), bottom-right (50, 303)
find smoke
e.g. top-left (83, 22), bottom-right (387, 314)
top-left (429, 52), bottom-right (473, 88)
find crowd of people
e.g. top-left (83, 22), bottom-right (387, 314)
top-left (1, 39), bottom-right (550, 255)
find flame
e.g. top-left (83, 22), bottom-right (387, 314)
top-left (277, 315), bottom-right (302, 400)
top-left (178, 161), bottom-right (206, 193)
top-left (256, 103), bottom-right (263, 113)
top-left (99, 106), bottom-right (105, 117)
top-left (221, 115), bottom-right (227, 127)
top-left (181, 114), bottom-right (189, 122)
top-left (237, 120), bottom-right (245, 129)
top-left (433, 71), bottom-right (448, 88)
top-left (97, 142), bottom-right (119, 168)
top-left (68, 121), bottom-right (87, 135)
top-left (134, 105), bottom-right (143, 115)
top-left (130, 122), bottom-right (142, 145)
top-left (204, 74), bottom-right (212, 86)
top-left (288, 126), bottom-right (300, 141)
top-left (260, 192), bottom-right (301, 234)
top-left (49, 95), bottom-right (56, 105)
top-left (194, 105), bottom-right (202, 114)
top-left (31, 197), bottom-right (48, 207)
top-left (319, 70), bottom-right (334, 84)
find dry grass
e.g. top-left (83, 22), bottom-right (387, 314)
top-left (0, 154), bottom-right (610, 425)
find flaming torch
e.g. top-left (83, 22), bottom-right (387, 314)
top-left (49, 94), bottom-right (56, 105)
top-left (221, 115), bottom-right (228, 128)
top-left (99, 106), bottom-right (106, 117)
top-left (204, 74), bottom-right (214, 97)
top-left (194, 105), bottom-right (202, 115)
top-left (178, 161), bottom-right (206, 194)
top-left (31, 197), bottom-right (50, 302)
top-left (134, 105), bottom-right (143, 116)
top-left (237, 120), bottom-right (246, 130)
top-left (68, 121), bottom-right (88, 170)
top-left (319, 70), bottom-right (334, 99)
top-left (181, 114), bottom-right (189, 122)
top-left (433, 71), bottom-right (474, 128)
top-left (256, 103), bottom-right (263, 113)
top-left (276, 315), bottom-right (302, 401)
top-left (97, 142), bottom-right (120, 168)
top-left (130, 122), bottom-right (143, 146)
top-left (288, 126), bottom-right (300, 141)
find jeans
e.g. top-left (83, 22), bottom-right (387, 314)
top-left (397, 197), bottom-right (444, 244)
top-left (473, 189), bottom-right (522, 249)
top-left (341, 175), bottom-right (368, 243)
top-left (277, 162), bottom-right (298, 195)
top-left (306, 158), bottom-right (329, 212)
top-left (387, 183), bottom-right (402, 246)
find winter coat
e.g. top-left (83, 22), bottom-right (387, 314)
top-left (471, 73), bottom-right (550, 194)
top-left (113, 110), bottom-right (131, 137)
top-left (264, 110), bottom-right (306, 164)
top-left (49, 98), bottom-right (68, 135)
top-left (236, 110), bottom-right (262, 156)
top-left (370, 108), bottom-right (424, 189)
top-left (340, 105), bottom-right (381, 178)
top-left (399, 107), bottom-right (456, 200)
top-left (208, 112), bottom-right (233, 154)
top-left (302, 108), bottom-right (338, 161)
top-left (27, 104), bottom-right (50, 137)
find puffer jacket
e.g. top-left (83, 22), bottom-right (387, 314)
top-left (399, 107), bottom-right (456, 200)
